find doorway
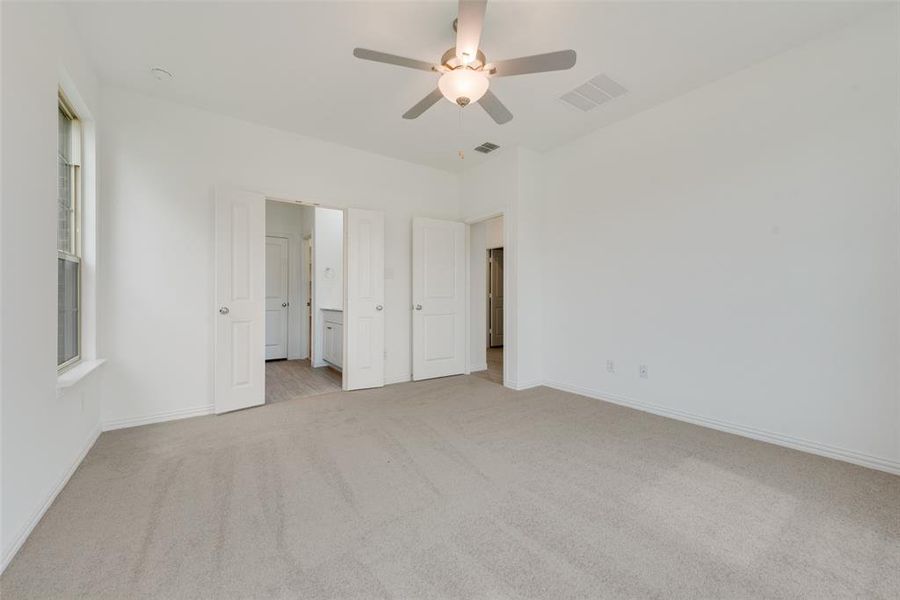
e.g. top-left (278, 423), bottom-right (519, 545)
top-left (469, 215), bottom-right (504, 385)
top-left (264, 200), bottom-right (343, 403)
top-left (214, 189), bottom-right (387, 414)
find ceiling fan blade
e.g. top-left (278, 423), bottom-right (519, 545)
top-left (478, 89), bottom-right (513, 125)
top-left (489, 50), bottom-right (576, 77)
top-left (403, 88), bottom-right (444, 119)
top-left (455, 0), bottom-right (487, 65)
top-left (353, 48), bottom-right (435, 72)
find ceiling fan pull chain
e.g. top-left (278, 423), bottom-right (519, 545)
top-left (458, 107), bottom-right (465, 160)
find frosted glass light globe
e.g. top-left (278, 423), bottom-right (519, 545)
top-left (439, 68), bottom-right (489, 107)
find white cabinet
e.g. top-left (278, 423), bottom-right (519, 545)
top-left (322, 309), bottom-right (343, 370)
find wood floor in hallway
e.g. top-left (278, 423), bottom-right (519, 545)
top-left (265, 358), bottom-right (342, 403)
top-left (473, 346), bottom-right (502, 384)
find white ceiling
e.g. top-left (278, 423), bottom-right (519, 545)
top-left (68, 1), bottom-right (877, 172)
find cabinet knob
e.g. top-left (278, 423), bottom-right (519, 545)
top-left (376, 305), bottom-right (383, 311)
top-left (415, 304), bottom-right (422, 311)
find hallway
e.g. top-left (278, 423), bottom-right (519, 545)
top-left (265, 359), bottom-right (341, 403)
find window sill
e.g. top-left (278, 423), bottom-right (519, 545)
top-left (57, 358), bottom-right (106, 393)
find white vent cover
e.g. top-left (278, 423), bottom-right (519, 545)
top-left (474, 142), bottom-right (500, 154)
top-left (560, 74), bottom-right (628, 112)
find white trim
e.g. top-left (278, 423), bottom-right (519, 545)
top-left (464, 222), bottom-right (471, 375)
top-left (102, 404), bottom-right (214, 432)
top-left (465, 212), bottom-right (507, 386)
top-left (544, 380), bottom-right (900, 477)
top-left (464, 210), bottom-right (503, 225)
top-left (56, 358), bottom-right (105, 394)
top-left (1, 425), bottom-right (101, 575)
top-left (507, 378), bottom-right (542, 391)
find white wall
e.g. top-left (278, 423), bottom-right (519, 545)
top-left (265, 200), bottom-right (309, 360)
top-left (540, 10), bottom-right (900, 472)
top-left (312, 207), bottom-right (343, 367)
top-left (99, 87), bottom-right (459, 427)
top-left (485, 218), bottom-right (503, 250)
top-left (314, 207), bottom-right (343, 310)
top-left (0, 1), bottom-right (103, 571)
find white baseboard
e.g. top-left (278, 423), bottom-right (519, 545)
top-left (469, 363), bottom-right (488, 373)
top-left (508, 378), bottom-right (542, 391)
top-left (544, 380), bottom-right (900, 477)
top-left (1, 425), bottom-right (101, 575)
top-left (102, 404), bottom-right (214, 431)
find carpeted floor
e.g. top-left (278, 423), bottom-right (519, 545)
top-left (2, 375), bottom-right (898, 599)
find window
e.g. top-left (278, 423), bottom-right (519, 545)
top-left (58, 95), bottom-right (81, 370)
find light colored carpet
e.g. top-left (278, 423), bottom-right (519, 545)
top-left (2, 375), bottom-right (898, 599)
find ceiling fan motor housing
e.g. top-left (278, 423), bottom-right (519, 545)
top-left (441, 47), bottom-right (487, 71)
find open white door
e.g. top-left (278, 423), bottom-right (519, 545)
top-left (412, 217), bottom-right (466, 380)
top-left (215, 188), bottom-right (265, 414)
top-left (344, 208), bottom-right (385, 390)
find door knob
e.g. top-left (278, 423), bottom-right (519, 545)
top-left (282, 302), bottom-right (288, 308)
top-left (415, 304), bottom-right (422, 311)
top-left (376, 305), bottom-right (383, 311)
top-left (219, 306), bottom-right (230, 315)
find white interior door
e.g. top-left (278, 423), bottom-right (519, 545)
top-left (412, 217), bottom-right (466, 381)
top-left (265, 236), bottom-right (289, 360)
top-left (215, 188), bottom-right (265, 414)
top-left (344, 208), bottom-right (385, 390)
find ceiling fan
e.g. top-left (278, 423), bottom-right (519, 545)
top-left (353, 0), bottom-right (576, 125)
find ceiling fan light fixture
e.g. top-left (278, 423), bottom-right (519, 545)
top-left (438, 67), bottom-right (489, 107)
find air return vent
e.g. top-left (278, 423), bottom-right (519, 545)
top-left (560, 73), bottom-right (628, 112)
top-left (474, 142), bottom-right (500, 154)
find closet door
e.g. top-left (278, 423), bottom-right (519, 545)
top-left (412, 217), bottom-right (466, 381)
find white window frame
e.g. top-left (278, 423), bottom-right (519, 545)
top-left (58, 92), bottom-right (82, 372)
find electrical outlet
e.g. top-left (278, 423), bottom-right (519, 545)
top-left (639, 364), bottom-right (649, 379)
top-left (606, 360), bottom-right (615, 373)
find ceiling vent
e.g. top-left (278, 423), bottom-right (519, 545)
top-left (474, 142), bottom-right (500, 154)
top-left (560, 74), bottom-right (628, 112)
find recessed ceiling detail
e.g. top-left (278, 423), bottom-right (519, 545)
top-left (560, 73), bottom-right (628, 112)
